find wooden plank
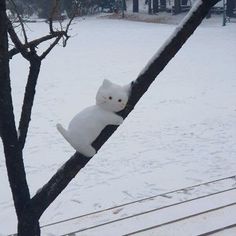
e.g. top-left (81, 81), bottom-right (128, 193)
top-left (207, 225), bottom-right (236, 236)
top-left (198, 224), bottom-right (236, 236)
top-left (39, 176), bottom-right (236, 236)
top-left (129, 204), bottom-right (236, 236)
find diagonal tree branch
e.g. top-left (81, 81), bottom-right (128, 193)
top-left (39, 35), bottom-right (62, 60)
top-left (29, 0), bottom-right (221, 220)
top-left (8, 31), bottom-right (67, 58)
top-left (7, 18), bottom-right (30, 59)
top-left (18, 53), bottom-right (41, 150)
top-left (9, 0), bottom-right (28, 44)
top-left (27, 153), bottom-right (89, 218)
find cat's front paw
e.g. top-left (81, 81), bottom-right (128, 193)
top-left (116, 116), bottom-right (124, 125)
top-left (82, 146), bottom-right (96, 157)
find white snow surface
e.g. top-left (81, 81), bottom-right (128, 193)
top-left (0, 15), bottom-right (236, 235)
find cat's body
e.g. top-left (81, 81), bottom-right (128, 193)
top-left (57, 79), bottom-right (130, 157)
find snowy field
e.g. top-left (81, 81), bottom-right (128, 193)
top-left (0, 14), bottom-right (236, 235)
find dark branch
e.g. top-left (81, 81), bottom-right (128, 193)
top-left (10, 1), bottom-right (74, 150)
top-left (8, 7), bottom-right (74, 58)
top-left (40, 5), bottom-right (75, 58)
top-left (18, 54), bottom-right (41, 150)
top-left (40, 35), bottom-right (62, 60)
top-left (30, 0), bottom-right (221, 219)
top-left (7, 18), bottom-right (29, 59)
top-left (28, 153), bottom-right (90, 218)
top-left (9, 0), bottom-right (28, 44)
top-left (48, 0), bottom-right (60, 34)
top-left (65, 14), bottom-right (75, 34)
top-left (8, 31), bottom-right (67, 58)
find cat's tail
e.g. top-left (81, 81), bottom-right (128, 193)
top-left (56, 123), bottom-right (72, 145)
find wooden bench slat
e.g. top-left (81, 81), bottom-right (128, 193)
top-left (129, 203), bottom-right (236, 236)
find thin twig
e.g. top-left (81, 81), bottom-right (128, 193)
top-left (62, 4), bottom-right (77, 47)
top-left (9, 0), bottom-right (28, 45)
top-left (8, 31), bottom-right (67, 58)
top-left (40, 36), bottom-right (62, 60)
top-left (48, 0), bottom-right (61, 34)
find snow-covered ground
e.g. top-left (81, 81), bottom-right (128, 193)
top-left (0, 13), bottom-right (236, 235)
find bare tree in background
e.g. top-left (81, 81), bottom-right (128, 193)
top-left (0, 0), bottom-right (220, 235)
top-left (133, 0), bottom-right (139, 12)
top-left (1, 0), bottom-right (75, 234)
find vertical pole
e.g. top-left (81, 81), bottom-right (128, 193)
top-left (223, 0), bottom-right (226, 26)
top-left (148, 0), bottom-right (152, 14)
top-left (133, 0), bottom-right (139, 12)
top-left (226, 0), bottom-right (234, 17)
top-left (122, 0), bottom-right (125, 18)
top-left (160, 0), bottom-right (167, 11)
top-left (174, 0), bottom-right (181, 14)
top-left (153, 0), bottom-right (159, 14)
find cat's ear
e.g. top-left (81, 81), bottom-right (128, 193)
top-left (102, 79), bottom-right (113, 88)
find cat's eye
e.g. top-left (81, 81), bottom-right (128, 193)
top-left (118, 99), bottom-right (122, 102)
top-left (109, 96), bottom-right (112, 100)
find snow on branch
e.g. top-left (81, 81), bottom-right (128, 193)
top-left (138, 0), bottom-right (203, 78)
top-left (30, 0), bottom-right (221, 219)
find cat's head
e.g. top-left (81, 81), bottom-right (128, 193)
top-left (96, 79), bottom-right (130, 112)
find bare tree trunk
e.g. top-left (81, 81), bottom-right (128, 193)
top-left (0, 0), bottom-right (31, 218)
top-left (1, 1), bottom-right (74, 235)
top-left (1, 0), bottom-right (40, 235)
top-left (0, 2), bottom-right (39, 235)
top-left (18, 212), bottom-right (40, 236)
